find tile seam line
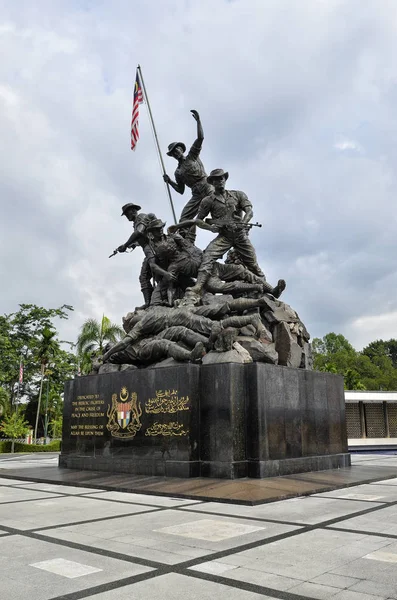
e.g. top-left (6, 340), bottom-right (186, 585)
top-left (27, 505), bottom-right (168, 532)
top-left (176, 568), bottom-right (321, 600)
top-left (7, 528), bottom-right (167, 569)
top-left (0, 506), bottom-right (167, 534)
top-left (0, 495), bottom-right (68, 506)
top-left (326, 525), bottom-right (397, 540)
top-left (0, 483), bottom-right (203, 508)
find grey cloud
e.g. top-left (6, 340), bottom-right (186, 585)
top-left (1, 0), bottom-right (397, 350)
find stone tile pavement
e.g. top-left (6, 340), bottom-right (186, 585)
top-left (0, 452), bottom-right (397, 599)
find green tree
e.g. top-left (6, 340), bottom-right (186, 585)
top-left (76, 315), bottom-right (123, 374)
top-left (0, 410), bottom-right (30, 453)
top-left (344, 368), bottom-right (366, 390)
top-left (363, 339), bottom-right (397, 369)
top-left (0, 387), bottom-right (10, 416)
top-left (33, 327), bottom-right (59, 440)
top-left (50, 415), bottom-right (63, 438)
top-left (0, 304), bottom-right (75, 405)
top-left (312, 333), bottom-right (356, 356)
top-left (313, 332), bottom-right (397, 390)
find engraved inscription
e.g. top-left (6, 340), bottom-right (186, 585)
top-left (70, 394), bottom-right (105, 436)
top-left (145, 389), bottom-right (190, 414)
top-left (145, 421), bottom-right (189, 437)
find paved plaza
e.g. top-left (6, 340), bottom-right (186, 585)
top-left (1, 453), bottom-right (397, 599)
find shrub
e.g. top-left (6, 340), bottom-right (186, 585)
top-left (0, 440), bottom-right (60, 453)
top-left (0, 441), bottom-right (11, 453)
top-left (13, 440), bottom-right (61, 453)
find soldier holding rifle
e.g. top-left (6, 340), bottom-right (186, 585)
top-left (109, 203), bottom-right (158, 308)
top-left (173, 168), bottom-right (285, 297)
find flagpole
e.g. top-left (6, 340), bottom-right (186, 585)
top-left (137, 65), bottom-right (177, 224)
top-left (15, 352), bottom-right (23, 408)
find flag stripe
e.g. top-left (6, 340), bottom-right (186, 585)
top-left (131, 69), bottom-right (144, 150)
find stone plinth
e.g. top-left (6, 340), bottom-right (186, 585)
top-left (59, 363), bottom-right (350, 478)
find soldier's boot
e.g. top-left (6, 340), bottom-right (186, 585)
top-left (208, 321), bottom-right (223, 348)
top-left (271, 279), bottom-right (286, 298)
top-left (250, 314), bottom-right (272, 339)
top-left (187, 270), bottom-right (208, 296)
top-left (261, 278), bottom-right (286, 298)
top-left (167, 286), bottom-right (176, 307)
top-left (189, 342), bottom-right (206, 362)
top-left (142, 288), bottom-right (153, 308)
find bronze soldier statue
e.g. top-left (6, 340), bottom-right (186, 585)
top-left (145, 220), bottom-right (271, 306)
top-left (105, 334), bottom-right (206, 366)
top-left (175, 169), bottom-right (285, 298)
top-left (115, 203), bottom-right (157, 308)
top-left (145, 219), bottom-right (203, 306)
top-left (163, 110), bottom-right (213, 241)
top-left (102, 293), bottom-right (272, 364)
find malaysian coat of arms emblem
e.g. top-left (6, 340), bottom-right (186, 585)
top-left (106, 387), bottom-right (142, 439)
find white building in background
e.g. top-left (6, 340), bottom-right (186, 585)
top-left (345, 390), bottom-right (397, 449)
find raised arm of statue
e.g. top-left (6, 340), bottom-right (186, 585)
top-left (188, 110), bottom-right (204, 159)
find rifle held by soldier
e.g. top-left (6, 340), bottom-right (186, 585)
top-left (204, 218), bottom-right (262, 231)
top-left (108, 242), bottom-right (138, 258)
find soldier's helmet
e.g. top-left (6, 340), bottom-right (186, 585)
top-left (146, 218), bottom-right (166, 231)
top-left (207, 168), bottom-right (229, 184)
top-left (166, 142), bottom-right (186, 156)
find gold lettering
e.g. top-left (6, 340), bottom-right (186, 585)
top-left (145, 389), bottom-right (190, 414)
top-left (145, 421), bottom-right (189, 437)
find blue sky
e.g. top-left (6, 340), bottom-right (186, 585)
top-left (1, 0), bottom-right (397, 349)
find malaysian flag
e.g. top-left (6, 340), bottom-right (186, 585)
top-left (131, 69), bottom-right (144, 150)
top-left (19, 362), bottom-right (23, 384)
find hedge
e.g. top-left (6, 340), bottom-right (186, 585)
top-left (0, 441), bottom-right (11, 453)
top-left (0, 440), bottom-right (61, 453)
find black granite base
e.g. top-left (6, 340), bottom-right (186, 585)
top-left (248, 453), bottom-right (351, 478)
top-left (60, 362), bottom-right (350, 479)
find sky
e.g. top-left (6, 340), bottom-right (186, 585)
top-left (1, 0), bottom-right (397, 351)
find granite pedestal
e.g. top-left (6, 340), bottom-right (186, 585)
top-left (59, 363), bottom-right (350, 479)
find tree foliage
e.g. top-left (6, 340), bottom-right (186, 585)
top-left (313, 333), bottom-right (397, 390)
top-left (0, 410), bottom-right (30, 452)
top-left (76, 315), bottom-right (123, 374)
top-left (0, 304), bottom-right (77, 435)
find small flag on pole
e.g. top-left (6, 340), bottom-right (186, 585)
top-left (19, 362), bottom-right (23, 384)
top-left (131, 69), bottom-right (144, 151)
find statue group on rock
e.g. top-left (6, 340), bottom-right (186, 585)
top-left (100, 110), bottom-right (312, 373)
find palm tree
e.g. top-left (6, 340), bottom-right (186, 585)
top-left (34, 327), bottom-right (58, 440)
top-left (76, 315), bottom-right (123, 371)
